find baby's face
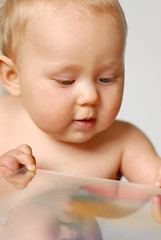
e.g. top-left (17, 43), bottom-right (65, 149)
top-left (17, 2), bottom-right (125, 143)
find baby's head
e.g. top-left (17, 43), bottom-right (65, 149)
top-left (0, 0), bottom-right (127, 66)
top-left (0, 0), bottom-right (127, 143)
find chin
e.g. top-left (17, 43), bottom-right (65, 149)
top-left (69, 132), bottom-right (97, 144)
top-left (48, 129), bottom-right (98, 144)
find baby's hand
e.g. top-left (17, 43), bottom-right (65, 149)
top-left (0, 144), bottom-right (36, 177)
top-left (0, 144), bottom-right (36, 189)
top-left (154, 165), bottom-right (161, 188)
top-left (152, 195), bottom-right (161, 224)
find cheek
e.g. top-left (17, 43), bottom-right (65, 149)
top-left (23, 85), bottom-right (74, 130)
top-left (36, 96), bottom-right (72, 124)
top-left (111, 89), bottom-right (123, 113)
top-left (101, 86), bottom-right (123, 120)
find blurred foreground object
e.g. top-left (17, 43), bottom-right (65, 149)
top-left (0, 169), bottom-right (161, 239)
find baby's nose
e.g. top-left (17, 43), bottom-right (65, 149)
top-left (76, 83), bottom-right (99, 106)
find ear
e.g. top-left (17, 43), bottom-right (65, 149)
top-left (0, 55), bottom-right (21, 96)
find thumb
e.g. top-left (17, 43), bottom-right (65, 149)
top-left (17, 144), bottom-right (33, 155)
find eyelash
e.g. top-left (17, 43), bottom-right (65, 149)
top-left (55, 77), bottom-right (116, 86)
top-left (55, 80), bottom-right (75, 86)
top-left (99, 77), bottom-right (114, 83)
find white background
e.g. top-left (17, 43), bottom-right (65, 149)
top-left (0, 1), bottom-right (161, 156)
top-left (118, 0), bottom-right (161, 156)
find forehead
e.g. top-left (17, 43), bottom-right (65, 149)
top-left (22, 2), bottom-right (125, 66)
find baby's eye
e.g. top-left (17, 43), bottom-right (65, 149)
top-left (99, 77), bottom-right (113, 83)
top-left (55, 80), bottom-right (75, 86)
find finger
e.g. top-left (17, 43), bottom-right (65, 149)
top-left (0, 166), bottom-right (16, 177)
top-left (0, 155), bottom-right (20, 176)
top-left (0, 224), bottom-right (4, 236)
top-left (7, 150), bottom-right (36, 172)
top-left (151, 195), bottom-right (161, 224)
top-left (154, 166), bottom-right (161, 188)
top-left (17, 144), bottom-right (33, 155)
top-left (0, 152), bottom-right (36, 174)
top-left (16, 145), bottom-right (36, 171)
top-left (6, 171), bottom-right (36, 190)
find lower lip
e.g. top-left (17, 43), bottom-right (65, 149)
top-left (72, 119), bottom-right (96, 130)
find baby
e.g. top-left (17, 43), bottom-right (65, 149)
top-left (0, 0), bottom-right (161, 188)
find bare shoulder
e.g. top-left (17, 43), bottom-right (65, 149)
top-left (96, 119), bottom-right (155, 154)
top-left (88, 120), bottom-right (150, 152)
top-left (110, 120), bottom-right (155, 149)
top-left (99, 119), bottom-right (148, 142)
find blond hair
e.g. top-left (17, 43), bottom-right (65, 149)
top-left (0, 0), bottom-right (127, 65)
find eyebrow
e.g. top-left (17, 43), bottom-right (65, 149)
top-left (99, 60), bottom-right (124, 69)
top-left (46, 60), bottom-right (124, 75)
top-left (47, 63), bottom-right (83, 73)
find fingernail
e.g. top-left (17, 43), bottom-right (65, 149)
top-left (155, 182), bottom-right (161, 188)
top-left (27, 165), bottom-right (37, 172)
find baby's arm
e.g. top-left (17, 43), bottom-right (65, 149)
top-left (120, 123), bottom-right (161, 187)
top-left (0, 144), bottom-right (36, 177)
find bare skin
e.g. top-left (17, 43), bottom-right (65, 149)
top-left (0, 95), bottom-right (160, 187)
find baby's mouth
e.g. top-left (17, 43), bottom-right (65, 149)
top-left (72, 117), bottom-right (96, 130)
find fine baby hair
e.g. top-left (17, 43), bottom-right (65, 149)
top-left (0, 0), bottom-right (127, 66)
